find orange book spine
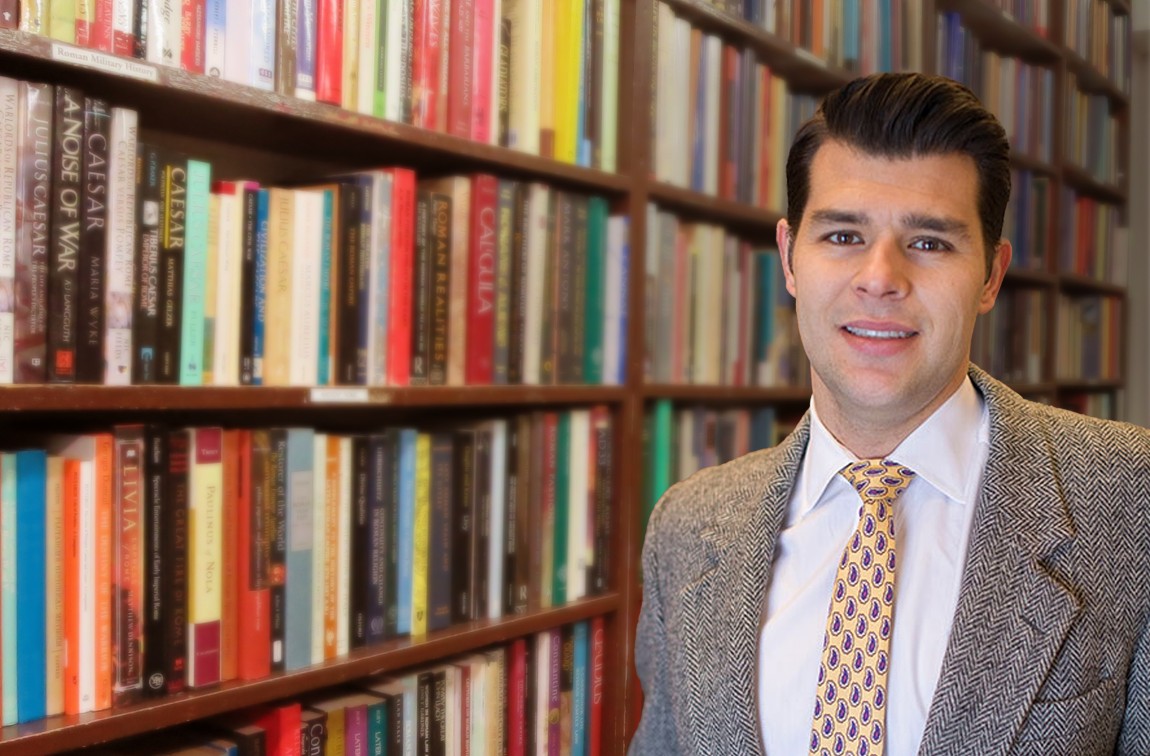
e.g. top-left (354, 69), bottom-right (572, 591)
top-left (62, 459), bottom-right (81, 715)
top-left (323, 435), bottom-right (340, 660)
top-left (93, 433), bottom-right (115, 711)
top-left (220, 429), bottom-right (241, 682)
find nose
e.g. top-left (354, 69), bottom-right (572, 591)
top-left (852, 236), bottom-right (909, 299)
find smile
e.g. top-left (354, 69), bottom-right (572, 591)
top-left (843, 325), bottom-right (915, 339)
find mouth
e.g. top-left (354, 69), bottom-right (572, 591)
top-left (842, 325), bottom-right (917, 340)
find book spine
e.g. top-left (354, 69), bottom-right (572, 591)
top-left (0, 454), bottom-right (17, 724)
top-left (157, 152), bottom-right (188, 384)
top-left (588, 615), bottom-right (604, 754)
top-left (47, 86), bottom-right (84, 384)
top-left (469, 0), bottom-right (492, 142)
top-left (204, 0), bottom-right (226, 76)
top-left (112, 426), bottom-right (145, 703)
top-left (315, 0), bottom-right (343, 105)
top-left (239, 429), bottom-right (272, 679)
top-left (181, 0), bottom-right (206, 73)
top-left (252, 188), bottom-right (269, 384)
top-left (410, 191), bottom-right (431, 385)
top-left (367, 434), bottom-right (391, 643)
top-left (109, 0), bottom-right (134, 56)
top-left (428, 192), bottom-right (451, 385)
top-left (427, 432), bottom-right (454, 632)
top-left (465, 175), bottom-right (497, 384)
top-left (268, 429), bottom-right (289, 671)
top-left (15, 451), bottom-right (48, 723)
top-left (276, 0), bottom-right (299, 96)
top-left (350, 436), bottom-right (370, 647)
top-left (411, 432), bottom-right (431, 635)
top-left (219, 430), bottom-right (240, 680)
top-left (385, 169), bottom-right (415, 386)
top-left (187, 427), bottom-right (223, 688)
top-left (179, 159), bottom-right (211, 385)
top-left (0, 77), bottom-right (17, 385)
top-left (103, 108), bottom-right (137, 385)
top-left (251, 0), bottom-right (276, 90)
top-left (237, 184), bottom-right (258, 385)
top-left (163, 429), bottom-right (189, 695)
top-left (571, 621), bottom-right (588, 756)
top-left (492, 180), bottom-right (515, 384)
top-left (142, 426), bottom-right (167, 695)
top-left (133, 143), bottom-right (162, 384)
top-left (77, 98), bottom-right (111, 384)
top-left (284, 428), bottom-right (315, 671)
top-left (297, 0), bottom-right (318, 99)
top-left (447, 0), bottom-right (475, 138)
top-left (451, 429), bottom-right (476, 623)
top-left (15, 82), bottom-right (53, 384)
top-left (396, 429), bottom-right (416, 635)
top-left (335, 180), bottom-right (361, 384)
top-left (591, 406), bottom-right (611, 593)
top-left (383, 430), bottom-right (401, 639)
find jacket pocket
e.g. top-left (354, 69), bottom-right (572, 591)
top-left (1012, 675), bottom-right (1123, 754)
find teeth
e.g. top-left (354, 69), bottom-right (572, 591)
top-left (845, 326), bottom-right (912, 339)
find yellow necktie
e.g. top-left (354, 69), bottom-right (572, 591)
top-left (810, 459), bottom-right (915, 756)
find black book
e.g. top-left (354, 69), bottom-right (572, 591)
top-left (451, 428), bottom-right (476, 624)
top-left (350, 435), bottom-right (370, 648)
top-left (366, 432), bottom-right (392, 644)
top-left (77, 96), bottom-right (111, 383)
top-left (507, 183), bottom-right (529, 385)
top-left (473, 426), bottom-right (492, 620)
top-left (383, 428), bottom-right (403, 639)
top-left (164, 427), bottom-right (190, 695)
top-left (142, 424), bottom-right (168, 696)
top-left (132, 142), bottom-right (162, 384)
top-left (335, 179), bottom-right (363, 384)
top-left (428, 431), bottom-right (454, 632)
top-left (592, 410), bottom-right (613, 594)
top-left (156, 149), bottom-right (188, 384)
top-left (47, 85), bottom-right (84, 383)
top-left (427, 192), bottom-right (451, 386)
top-left (410, 190), bottom-right (432, 385)
top-left (238, 184), bottom-right (260, 385)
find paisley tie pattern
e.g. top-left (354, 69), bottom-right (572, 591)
top-left (809, 459), bottom-right (916, 756)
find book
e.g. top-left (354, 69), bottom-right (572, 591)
top-left (77, 96), bottom-right (111, 384)
top-left (103, 107), bottom-right (138, 385)
top-left (188, 427), bottom-right (224, 688)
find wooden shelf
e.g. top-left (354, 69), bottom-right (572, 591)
top-left (1062, 164), bottom-right (1126, 203)
top-left (0, 384), bottom-right (630, 413)
top-left (0, 595), bottom-right (618, 755)
top-left (0, 29), bottom-right (630, 195)
top-left (643, 384), bottom-right (811, 403)
top-left (657, 0), bottom-right (854, 93)
top-left (647, 181), bottom-right (782, 238)
top-left (1009, 152), bottom-right (1057, 177)
top-left (938, 0), bottom-right (1061, 62)
top-left (1065, 49), bottom-right (1130, 107)
top-left (1007, 382), bottom-right (1057, 396)
top-left (1004, 267), bottom-right (1056, 287)
top-left (1058, 274), bottom-right (1126, 296)
top-left (1057, 378), bottom-right (1123, 392)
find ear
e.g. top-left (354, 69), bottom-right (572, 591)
top-left (978, 239), bottom-right (1012, 314)
top-left (777, 218), bottom-right (798, 297)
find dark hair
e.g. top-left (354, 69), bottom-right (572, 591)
top-left (784, 73), bottom-right (1011, 273)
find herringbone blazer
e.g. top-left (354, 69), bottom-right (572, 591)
top-left (630, 365), bottom-right (1150, 756)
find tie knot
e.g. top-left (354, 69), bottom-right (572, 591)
top-left (840, 458), bottom-right (916, 502)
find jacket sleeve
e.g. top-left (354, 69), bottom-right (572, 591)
top-left (628, 502), bottom-right (681, 755)
top-left (1119, 599), bottom-right (1150, 752)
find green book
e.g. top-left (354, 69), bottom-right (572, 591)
top-left (552, 412), bottom-right (571, 605)
top-left (583, 197), bottom-right (607, 384)
top-left (180, 159), bottom-right (212, 385)
top-left (646, 399), bottom-right (674, 539)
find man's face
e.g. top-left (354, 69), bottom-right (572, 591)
top-left (777, 140), bottom-right (1011, 434)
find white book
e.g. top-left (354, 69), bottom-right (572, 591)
top-left (703, 34), bottom-right (721, 195)
top-left (603, 215), bottom-right (627, 385)
top-left (251, 0), bottom-right (277, 90)
top-left (357, 0), bottom-right (380, 115)
top-left (505, 0), bottom-right (540, 153)
top-left (204, 0), bottom-right (227, 76)
top-left (223, 0), bottom-right (252, 86)
top-left (533, 632), bottom-right (551, 751)
top-left (366, 171), bottom-right (394, 385)
top-left (599, 0), bottom-right (619, 171)
top-left (111, 0), bottom-right (136, 54)
top-left (522, 183), bottom-right (549, 384)
top-left (145, 0), bottom-right (182, 67)
top-left (290, 189), bottom-right (323, 386)
top-left (310, 433), bottom-right (327, 664)
top-left (443, 663), bottom-right (460, 756)
top-left (460, 654), bottom-right (487, 755)
top-left (335, 435), bottom-right (352, 657)
top-left (0, 76), bottom-right (18, 385)
top-left (566, 409), bottom-right (589, 601)
top-left (486, 419), bottom-right (506, 619)
top-left (104, 109), bottom-right (139, 385)
top-left (210, 184), bottom-right (241, 385)
top-left (383, 0), bottom-right (411, 121)
top-left (653, 2), bottom-right (673, 183)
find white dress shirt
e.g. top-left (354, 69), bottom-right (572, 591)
top-left (758, 377), bottom-right (989, 755)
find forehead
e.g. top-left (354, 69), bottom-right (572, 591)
top-left (805, 141), bottom-right (980, 222)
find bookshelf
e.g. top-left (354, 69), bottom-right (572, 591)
top-left (0, 0), bottom-right (1132, 753)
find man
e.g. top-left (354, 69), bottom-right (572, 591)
top-left (630, 72), bottom-right (1150, 755)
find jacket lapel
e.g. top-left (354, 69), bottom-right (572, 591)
top-left (679, 416), bottom-right (810, 754)
top-left (918, 368), bottom-right (1080, 755)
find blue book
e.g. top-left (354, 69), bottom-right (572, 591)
top-left (252, 188), bottom-right (270, 385)
top-left (395, 428), bottom-right (417, 635)
top-left (317, 188), bottom-right (334, 385)
top-left (296, 0), bottom-right (318, 97)
top-left (180, 159), bottom-right (212, 386)
top-left (15, 449), bottom-right (47, 723)
top-left (0, 453), bottom-right (17, 726)
top-left (204, 0), bottom-right (227, 77)
top-left (571, 621), bottom-right (589, 756)
top-left (284, 428), bottom-right (316, 670)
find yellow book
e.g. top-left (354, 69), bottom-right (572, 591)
top-left (412, 432), bottom-right (431, 636)
top-left (769, 76), bottom-right (788, 212)
top-left (342, 0), bottom-right (362, 111)
top-left (564, 0), bottom-right (585, 165)
top-left (48, 0), bottom-right (75, 42)
top-left (551, 0), bottom-right (572, 163)
top-left (307, 698), bottom-right (346, 755)
top-left (188, 427), bottom-right (224, 687)
top-left (263, 188), bottom-right (295, 386)
top-left (323, 435), bottom-right (341, 661)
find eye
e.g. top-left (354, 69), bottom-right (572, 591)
top-left (909, 237), bottom-right (953, 252)
top-left (825, 231), bottom-right (862, 245)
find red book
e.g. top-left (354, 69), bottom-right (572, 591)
top-left (316, 0), bottom-right (344, 105)
top-left (237, 429), bottom-right (272, 680)
top-left (588, 615), bottom-right (605, 754)
top-left (447, 0), bottom-right (475, 137)
top-left (470, 0), bottom-right (494, 142)
top-left (465, 174), bottom-right (498, 384)
top-left (386, 168), bottom-right (416, 386)
top-left (181, 0), bottom-right (206, 74)
top-left (412, 0), bottom-right (444, 129)
top-left (506, 637), bottom-right (528, 756)
top-left (253, 701), bottom-right (304, 756)
top-left (219, 429), bottom-right (241, 682)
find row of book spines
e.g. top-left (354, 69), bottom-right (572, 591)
top-left (1060, 391), bottom-right (1113, 419)
top-left (1058, 190), bottom-right (1125, 283)
top-left (651, 5), bottom-right (819, 208)
top-left (0, 80), bottom-right (628, 387)
top-left (686, 0), bottom-right (925, 74)
top-left (1064, 81), bottom-right (1121, 184)
top-left (104, 616), bottom-right (606, 756)
top-left (0, 407), bottom-right (612, 722)
top-left (1004, 170), bottom-right (1053, 274)
top-left (16, 0), bottom-right (621, 172)
top-left (1064, 0), bottom-right (1130, 86)
top-left (1055, 294), bottom-right (1122, 382)
top-left (644, 209), bottom-right (806, 388)
top-left (936, 14), bottom-right (1056, 164)
top-left (971, 288), bottom-right (1047, 386)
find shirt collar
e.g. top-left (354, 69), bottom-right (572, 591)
top-left (800, 376), bottom-right (988, 517)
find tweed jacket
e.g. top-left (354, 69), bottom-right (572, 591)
top-left (630, 366), bottom-right (1150, 755)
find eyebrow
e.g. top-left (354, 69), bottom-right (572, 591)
top-left (807, 209), bottom-right (973, 239)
